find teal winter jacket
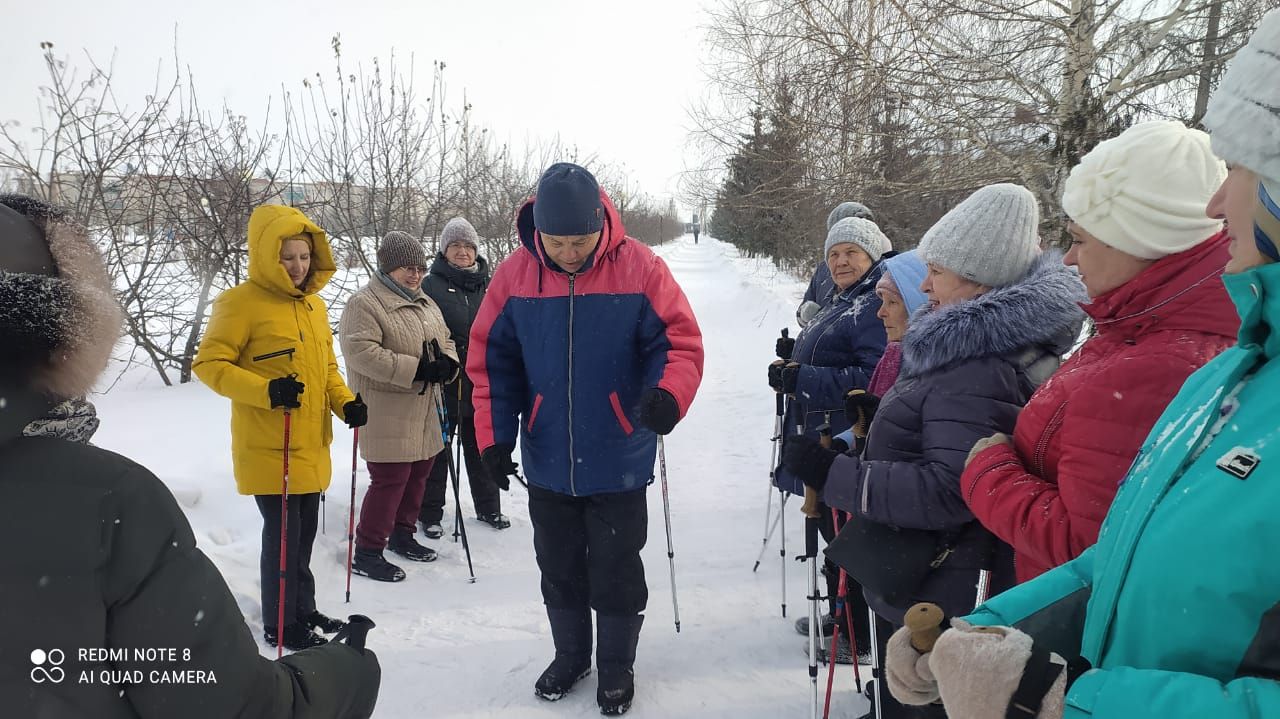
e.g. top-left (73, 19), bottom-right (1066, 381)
top-left (964, 260), bottom-right (1280, 718)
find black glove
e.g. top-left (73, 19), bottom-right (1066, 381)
top-left (481, 444), bottom-right (517, 491)
top-left (636, 387), bottom-right (680, 435)
top-left (776, 335), bottom-right (796, 361)
top-left (767, 361), bottom-right (799, 394)
top-left (844, 389), bottom-right (881, 437)
top-left (343, 393), bottom-right (368, 428)
top-left (781, 434), bottom-right (839, 492)
top-left (415, 352), bottom-right (459, 384)
top-left (830, 436), bottom-right (850, 453)
top-left (267, 376), bottom-right (304, 409)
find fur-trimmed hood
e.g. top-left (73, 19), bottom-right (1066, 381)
top-left (901, 251), bottom-right (1086, 379)
top-left (0, 195), bottom-right (123, 401)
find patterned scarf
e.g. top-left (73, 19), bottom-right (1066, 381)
top-left (22, 398), bottom-right (100, 445)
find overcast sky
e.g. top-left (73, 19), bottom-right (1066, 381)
top-left (2, 0), bottom-right (715, 209)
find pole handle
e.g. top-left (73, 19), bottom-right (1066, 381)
top-left (800, 420), bottom-right (832, 518)
top-left (904, 602), bottom-right (945, 653)
top-left (333, 614), bottom-right (376, 653)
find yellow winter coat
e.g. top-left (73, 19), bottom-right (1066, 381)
top-left (193, 205), bottom-right (356, 495)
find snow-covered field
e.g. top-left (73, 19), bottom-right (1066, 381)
top-left (91, 234), bottom-right (871, 718)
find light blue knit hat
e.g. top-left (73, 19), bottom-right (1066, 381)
top-left (879, 250), bottom-right (928, 315)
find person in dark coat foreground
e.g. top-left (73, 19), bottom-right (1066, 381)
top-left (0, 194), bottom-right (380, 718)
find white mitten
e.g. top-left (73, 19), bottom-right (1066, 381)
top-left (885, 623), bottom-right (941, 705)
top-left (929, 619), bottom-right (1066, 719)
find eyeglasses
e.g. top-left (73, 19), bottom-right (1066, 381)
top-left (399, 266), bottom-right (428, 275)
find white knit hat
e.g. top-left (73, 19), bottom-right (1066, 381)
top-left (826, 201), bottom-right (891, 254)
top-left (824, 217), bottom-right (888, 263)
top-left (917, 183), bottom-right (1041, 287)
top-left (1203, 8), bottom-right (1280, 186)
top-left (1061, 121), bottom-right (1226, 260)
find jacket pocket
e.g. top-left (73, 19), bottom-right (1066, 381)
top-left (251, 347), bottom-right (297, 363)
top-left (527, 394), bottom-right (544, 433)
top-left (609, 392), bottom-right (634, 436)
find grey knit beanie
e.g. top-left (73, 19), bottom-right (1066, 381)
top-left (917, 183), bottom-right (1041, 288)
top-left (824, 217), bottom-right (888, 263)
top-left (1202, 8), bottom-right (1280, 186)
top-left (826, 201), bottom-right (875, 230)
top-left (439, 217), bottom-right (480, 253)
top-left (377, 230), bottom-right (428, 273)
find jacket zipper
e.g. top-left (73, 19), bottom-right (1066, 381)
top-left (568, 273), bottom-right (577, 496)
top-left (1033, 402), bottom-right (1069, 476)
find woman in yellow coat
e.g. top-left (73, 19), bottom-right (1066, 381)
top-left (194, 204), bottom-right (368, 651)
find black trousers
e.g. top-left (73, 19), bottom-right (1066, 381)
top-left (819, 502), bottom-right (871, 642)
top-left (871, 612), bottom-right (949, 718)
top-left (255, 492), bottom-right (319, 630)
top-left (420, 413), bottom-right (500, 523)
top-left (528, 484), bottom-right (648, 616)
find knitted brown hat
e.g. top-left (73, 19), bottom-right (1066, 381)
top-left (377, 230), bottom-right (429, 273)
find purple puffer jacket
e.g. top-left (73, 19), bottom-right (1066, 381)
top-left (822, 252), bottom-right (1086, 623)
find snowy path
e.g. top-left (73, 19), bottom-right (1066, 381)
top-left (93, 235), bottom-right (870, 718)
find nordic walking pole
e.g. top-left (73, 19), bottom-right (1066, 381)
top-left (755, 391), bottom-right (783, 572)
top-left (781, 489), bottom-right (788, 618)
top-left (445, 426), bottom-right (473, 574)
top-left (868, 607), bottom-right (883, 719)
top-left (321, 493), bottom-right (326, 536)
top-left (345, 427), bottom-right (359, 603)
top-left (758, 328), bottom-right (790, 568)
top-left (822, 511), bottom-right (862, 719)
top-left (753, 497), bottom-right (784, 572)
top-left (803, 513), bottom-right (821, 719)
top-left (657, 435), bottom-right (681, 633)
top-left (453, 379), bottom-right (465, 543)
top-left (277, 408), bottom-right (292, 659)
top-left (430, 340), bottom-right (475, 582)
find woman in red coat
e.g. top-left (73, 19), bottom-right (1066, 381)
top-left (961, 120), bottom-right (1241, 583)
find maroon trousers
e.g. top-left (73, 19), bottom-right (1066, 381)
top-left (355, 457), bottom-right (437, 550)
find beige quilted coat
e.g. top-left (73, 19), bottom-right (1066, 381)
top-left (338, 277), bottom-right (459, 462)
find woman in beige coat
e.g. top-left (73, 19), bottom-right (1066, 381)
top-left (339, 231), bottom-right (459, 582)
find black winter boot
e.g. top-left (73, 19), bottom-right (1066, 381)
top-left (263, 623), bottom-right (328, 651)
top-left (303, 610), bottom-right (346, 634)
top-left (534, 607), bottom-right (593, 701)
top-left (794, 613), bottom-right (836, 637)
top-left (352, 547), bottom-right (407, 582)
top-left (596, 614), bottom-right (644, 716)
top-left (477, 512), bottom-right (511, 530)
top-left (388, 528), bottom-right (438, 562)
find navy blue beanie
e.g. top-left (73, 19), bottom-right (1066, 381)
top-left (533, 162), bottom-right (604, 236)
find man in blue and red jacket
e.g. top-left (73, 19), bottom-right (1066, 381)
top-left (468, 163), bottom-right (704, 716)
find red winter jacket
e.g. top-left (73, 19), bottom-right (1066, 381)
top-left (961, 232), bottom-right (1238, 582)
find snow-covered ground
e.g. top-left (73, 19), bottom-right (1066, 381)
top-left (92, 234), bottom-right (872, 718)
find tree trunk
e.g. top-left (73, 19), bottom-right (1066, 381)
top-left (1192, 0), bottom-right (1224, 127)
